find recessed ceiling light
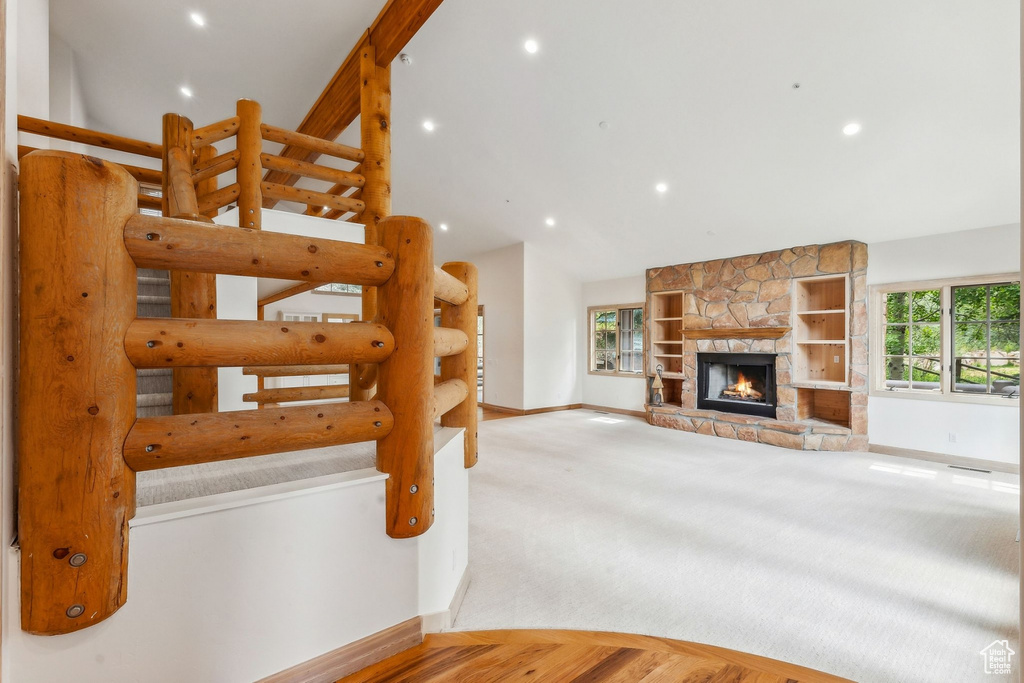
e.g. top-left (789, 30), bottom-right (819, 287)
top-left (545, 217), bottom-right (556, 227)
top-left (843, 122), bottom-right (861, 136)
top-left (524, 39), bottom-right (539, 54)
top-left (180, 86), bottom-right (194, 98)
top-left (439, 223), bottom-right (448, 232)
top-left (422, 120), bottom-right (435, 132)
top-left (189, 12), bottom-right (205, 27)
top-left (655, 182), bottom-right (668, 194)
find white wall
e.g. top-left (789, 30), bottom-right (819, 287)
top-left (47, 31), bottom-right (87, 136)
top-left (473, 243), bottom-right (525, 410)
top-left (6, 430), bottom-right (468, 683)
top-left (867, 223), bottom-right (1021, 463)
top-left (215, 274), bottom-right (258, 412)
top-left (523, 243), bottom-right (582, 410)
top-left (581, 275), bottom-right (647, 413)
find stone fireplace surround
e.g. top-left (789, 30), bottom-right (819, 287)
top-left (646, 241), bottom-right (868, 451)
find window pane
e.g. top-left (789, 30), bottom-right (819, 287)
top-left (885, 292), bottom-right (909, 324)
top-left (954, 323), bottom-right (987, 356)
top-left (910, 357), bottom-right (941, 390)
top-left (633, 308), bottom-right (644, 330)
top-left (884, 357), bottom-right (909, 386)
top-left (620, 351), bottom-right (633, 370)
top-left (953, 358), bottom-right (988, 390)
top-left (605, 352), bottom-right (617, 371)
top-left (990, 322), bottom-right (1021, 356)
top-left (595, 351), bottom-right (607, 371)
top-left (885, 326), bottom-right (910, 356)
top-left (633, 334), bottom-right (643, 352)
top-left (595, 330), bottom-right (613, 350)
top-left (911, 289), bottom-right (941, 323)
top-left (992, 359), bottom-right (1020, 395)
top-left (620, 309), bottom-right (633, 331)
top-left (990, 283), bottom-right (1020, 321)
top-left (631, 353), bottom-right (644, 373)
top-left (910, 324), bottom-right (940, 356)
top-left (954, 286), bottom-right (988, 322)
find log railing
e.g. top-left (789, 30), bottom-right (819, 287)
top-left (18, 149), bottom-right (478, 635)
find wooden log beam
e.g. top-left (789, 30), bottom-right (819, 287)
top-left (124, 401), bottom-right (392, 471)
top-left (137, 193), bottom-right (163, 210)
top-left (434, 326), bottom-right (469, 357)
top-left (242, 364), bottom-right (349, 377)
top-left (258, 281), bottom-right (322, 308)
top-left (261, 124), bottom-right (364, 163)
top-left (261, 0), bottom-right (442, 194)
top-left (242, 384), bottom-right (350, 404)
top-left (439, 261), bottom-right (479, 467)
top-left (260, 153), bottom-right (365, 188)
top-left (125, 318), bottom-right (394, 368)
top-left (192, 116), bottom-right (239, 148)
top-left (433, 378), bottom-right (468, 419)
top-left (20, 146), bottom-right (162, 184)
top-left (376, 216), bottom-right (434, 538)
top-left (124, 214), bottom-right (395, 285)
top-left (434, 265), bottom-right (469, 305)
top-left (237, 99), bottom-right (263, 229)
top-left (192, 149), bottom-right (239, 184)
top-left (197, 183), bottom-right (241, 214)
top-left (261, 181), bottom-right (366, 215)
top-left (18, 114), bottom-right (162, 158)
top-left (18, 151), bottom-right (137, 635)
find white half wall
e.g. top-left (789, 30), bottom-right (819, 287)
top-left (581, 275), bottom-right (647, 413)
top-left (867, 223), bottom-right (1021, 463)
top-left (523, 243), bottom-right (582, 410)
top-left (473, 243), bottom-right (525, 410)
top-left (6, 431), bottom-right (468, 683)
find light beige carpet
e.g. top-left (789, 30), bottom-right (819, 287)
top-left (454, 410), bottom-right (1019, 683)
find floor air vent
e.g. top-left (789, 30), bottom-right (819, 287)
top-left (948, 465), bottom-right (992, 474)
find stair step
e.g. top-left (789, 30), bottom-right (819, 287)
top-left (138, 276), bottom-right (170, 286)
top-left (137, 368), bottom-right (172, 377)
top-left (138, 295), bottom-right (171, 305)
top-left (136, 392), bottom-right (172, 408)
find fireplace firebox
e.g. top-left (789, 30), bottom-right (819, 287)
top-left (697, 353), bottom-right (777, 418)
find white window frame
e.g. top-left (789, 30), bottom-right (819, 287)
top-left (588, 304), bottom-right (645, 377)
top-left (869, 272), bottom-right (1020, 405)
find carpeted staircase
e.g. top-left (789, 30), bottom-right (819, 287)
top-left (136, 268), bottom-right (172, 417)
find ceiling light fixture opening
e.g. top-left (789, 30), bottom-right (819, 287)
top-left (545, 217), bottom-right (556, 227)
top-left (524, 39), bottom-right (539, 54)
top-left (655, 182), bottom-right (668, 194)
top-left (843, 122), bottom-right (862, 136)
top-left (439, 223), bottom-right (449, 232)
top-left (189, 12), bottom-right (205, 27)
top-left (422, 120), bottom-right (435, 132)
top-left (180, 86), bottom-right (194, 98)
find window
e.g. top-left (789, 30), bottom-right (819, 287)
top-left (589, 305), bottom-right (644, 375)
top-left (872, 275), bottom-right (1019, 402)
top-left (313, 283), bottom-right (361, 295)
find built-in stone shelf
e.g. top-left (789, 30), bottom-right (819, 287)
top-left (683, 326), bottom-right (791, 340)
top-left (647, 404), bottom-right (863, 452)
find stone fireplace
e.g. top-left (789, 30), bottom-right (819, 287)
top-left (645, 240), bottom-right (868, 451)
top-left (697, 353), bottom-right (777, 418)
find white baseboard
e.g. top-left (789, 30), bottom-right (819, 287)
top-left (421, 567), bottom-right (471, 635)
top-left (869, 443), bottom-right (1019, 474)
top-left (256, 616), bottom-right (422, 683)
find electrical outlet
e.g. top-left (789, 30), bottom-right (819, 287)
top-left (833, 355), bottom-right (840, 363)
top-left (948, 432), bottom-right (957, 443)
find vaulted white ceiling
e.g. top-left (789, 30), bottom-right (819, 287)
top-left (50, 0), bottom-right (1020, 281)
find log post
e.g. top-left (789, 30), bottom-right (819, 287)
top-left (18, 151), bottom-right (137, 634)
top-left (351, 45), bottom-right (391, 402)
top-left (236, 98), bottom-right (263, 229)
top-left (376, 216), bottom-right (434, 538)
top-left (440, 262), bottom-right (479, 467)
top-left (163, 113), bottom-right (218, 414)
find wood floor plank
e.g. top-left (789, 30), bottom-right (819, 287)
top-left (569, 647), bottom-right (645, 682)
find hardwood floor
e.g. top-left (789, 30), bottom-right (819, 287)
top-left (337, 629), bottom-right (853, 682)
top-left (479, 405), bottom-right (517, 422)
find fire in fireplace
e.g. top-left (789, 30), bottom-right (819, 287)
top-left (697, 353), bottom-right (777, 418)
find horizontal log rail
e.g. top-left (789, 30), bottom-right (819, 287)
top-left (434, 266), bottom-right (469, 306)
top-left (166, 147), bottom-right (201, 219)
top-left (124, 214), bottom-right (395, 284)
top-left (260, 153), bottom-right (365, 188)
top-left (434, 327), bottom-right (469, 357)
top-left (137, 194), bottom-right (163, 211)
top-left (197, 183), bottom-right (241, 214)
top-left (433, 378), bottom-right (468, 419)
top-left (125, 318), bottom-right (395, 368)
top-left (192, 116), bottom-right (240, 148)
top-left (261, 123), bottom-right (364, 163)
top-left (18, 114), bottom-right (162, 158)
top-left (261, 181), bottom-right (366, 215)
top-left (18, 145), bottom-right (162, 185)
top-left (243, 364), bottom-right (350, 377)
top-left (192, 149), bottom-right (239, 184)
top-left (123, 400), bottom-right (392, 471)
top-left (258, 281), bottom-right (322, 308)
top-left (242, 384), bottom-right (350, 404)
